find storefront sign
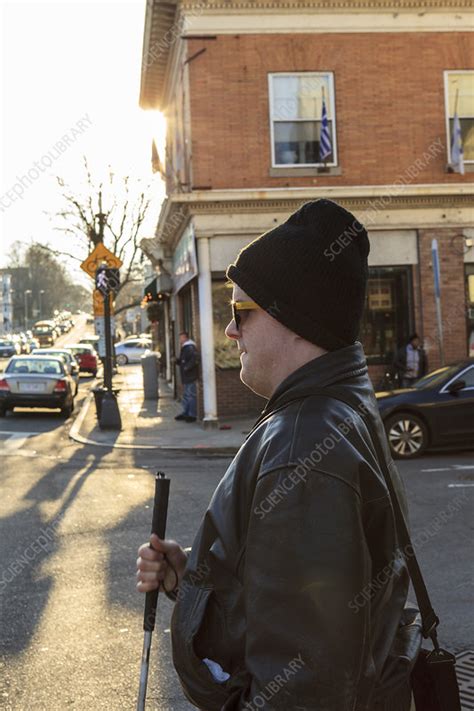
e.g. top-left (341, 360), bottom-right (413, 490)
top-left (173, 223), bottom-right (198, 293)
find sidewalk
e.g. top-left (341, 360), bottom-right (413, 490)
top-left (69, 364), bottom-right (257, 454)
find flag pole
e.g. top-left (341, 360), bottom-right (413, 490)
top-left (321, 86), bottom-right (327, 168)
top-left (454, 87), bottom-right (459, 117)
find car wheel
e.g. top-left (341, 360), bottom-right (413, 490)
top-left (61, 404), bottom-right (73, 418)
top-left (116, 354), bottom-right (128, 366)
top-left (384, 412), bottom-right (428, 459)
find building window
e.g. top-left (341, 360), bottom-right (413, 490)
top-left (359, 267), bottom-right (413, 365)
top-left (444, 71), bottom-right (474, 164)
top-left (268, 72), bottom-right (337, 167)
top-left (179, 285), bottom-right (193, 338)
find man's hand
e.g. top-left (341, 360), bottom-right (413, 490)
top-left (136, 533), bottom-right (187, 594)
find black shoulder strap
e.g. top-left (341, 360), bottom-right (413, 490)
top-left (308, 386), bottom-right (441, 649)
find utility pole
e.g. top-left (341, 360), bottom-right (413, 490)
top-left (24, 289), bottom-right (32, 329)
top-left (93, 191), bottom-right (122, 430)
top-left (39, 290), bottom-right (45, 320)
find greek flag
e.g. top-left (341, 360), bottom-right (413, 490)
top-left (319, 97), bottom-right (332, 162)
top-left (450, 112), bottom-right (465, 175)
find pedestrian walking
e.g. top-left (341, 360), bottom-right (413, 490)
top-left (393, 333), bottom-right (427, 388)
top-left (174, 331), bottom-right (199, 423)
top-left (137, 200), bottom-right (421, 710)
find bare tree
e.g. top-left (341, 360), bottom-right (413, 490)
top-left (46, 157), bottom-right (156, 313)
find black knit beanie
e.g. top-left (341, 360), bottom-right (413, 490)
top-left (226, 199), bottom-right (369, 351)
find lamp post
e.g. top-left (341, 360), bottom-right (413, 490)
top-left (39, 289), bottom-right (45, 320)
top-left (24, 290), bottom-right (32, 330)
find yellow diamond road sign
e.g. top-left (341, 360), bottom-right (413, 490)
top-left (80, 243), bottom-right (123, 278)
top-left (92, 289), bottom-right (114, 317)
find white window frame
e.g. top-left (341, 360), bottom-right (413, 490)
top-left (268, 72), bottom-right (338, 168)
top-left (443, 69), bottom-right (474, 165)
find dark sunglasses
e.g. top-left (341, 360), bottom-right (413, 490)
top-left (231, 300), bottom-right (260, 330)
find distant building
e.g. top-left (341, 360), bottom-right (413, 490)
top-left (139, 0), bottom-right (474, 424)
top-left (0, 273), bottom-right (13, 333)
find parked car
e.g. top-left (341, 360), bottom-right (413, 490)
top-left (79, 335), bottom-right (100, 352)
top-left (0, 355), bottom-right (75, 417)
top-left (114, 338), bottom-right (153, 365)
top-left (124, 333), bottom-right (152, 342)
top-left (0, 339), bottom-right (21, 358)
top-left (376, 359), bottom-right (474, 459)
top-left (31, 348), bottom-right (80, 394)
top-left (66, 344), bottom-right (98, 377)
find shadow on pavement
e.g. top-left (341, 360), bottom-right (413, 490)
top-left (0, 445), bottom-right (110, 656)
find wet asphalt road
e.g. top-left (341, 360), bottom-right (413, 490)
top-left (0, 396), bottom-right (472, 710)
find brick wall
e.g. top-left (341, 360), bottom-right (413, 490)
top-left (187, 32), bottom-right (473, 189)
top-left (216, 367), bottom-right (265, 418)
top-left (418, 228), bottom-right (468, 370)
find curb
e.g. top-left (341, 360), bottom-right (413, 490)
top-left (68, 387), bottom-right (239, 456)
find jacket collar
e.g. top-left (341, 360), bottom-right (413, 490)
top-left (258, 342), bottom-right (368, 421)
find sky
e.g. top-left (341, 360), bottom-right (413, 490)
top-left (0, 0), bottom-right (165, 285)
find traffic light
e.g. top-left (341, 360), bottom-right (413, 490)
top-left (95, 266), bottom-right (120, 295)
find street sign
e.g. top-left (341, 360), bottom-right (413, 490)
top-left (92, 289), bottom-right (114, 317)
top-left (81, 243), bottom-right (123, 278)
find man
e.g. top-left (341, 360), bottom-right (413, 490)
top-left (137, 200), bottom-right (421, 710)
top-left (393, 334), bottom-right (427, 388)
top-left (174, 331), bottom-right (199, 423)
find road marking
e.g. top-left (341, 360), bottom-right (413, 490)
top-left (421, 467), bottom-right (451, 472)
top-left (0, 431), bottom-right (43, 456)
top-left (3, 433), bottom-right (28, 450)
top-left (453, 465), bottom-right (474, 470)
top-left (448, 483), bottom-right (474, 488)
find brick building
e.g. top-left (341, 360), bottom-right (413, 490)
top-left (139, 0), bottom-right (474, 425)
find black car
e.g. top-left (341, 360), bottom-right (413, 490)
top-left (375, 359), bottom-right (474, 459)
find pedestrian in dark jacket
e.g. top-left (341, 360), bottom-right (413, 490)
top-left (393, 334), bottom-right (427, 388)
top-left (174, 331), bottom-right (199, 423)
top-left (137, 200), bottom-right (421, 710)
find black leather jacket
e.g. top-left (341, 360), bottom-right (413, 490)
top-left (171, 344), bottom-right (421, 710)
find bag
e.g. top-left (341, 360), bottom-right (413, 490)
top-left (411, 648), bottom-right (461, 711)
top-left (307, 386), bottom-right (462, 711)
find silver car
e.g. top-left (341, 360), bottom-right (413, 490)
top-left (114, 339), bottom-right (153, 365)
top-left (0, 355), bottom-right (75, 417)
top-left (31, 348), bottom-right (80, 394)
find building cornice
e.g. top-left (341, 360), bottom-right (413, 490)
top-left (155, 184), bottom-right (473, 244)
top-left (140, 0), bottom-right (472, 108)
top-left (183, 0), bottom-right (471, 8)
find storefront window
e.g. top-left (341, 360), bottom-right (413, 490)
top-left (212, 281), bottom-right (240, 368)
top-left (179, 285), bottom-right (193, 337)
top-left (360, 267), bottom-right (413, 365)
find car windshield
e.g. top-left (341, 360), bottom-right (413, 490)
top-left (51, 351), bottom-right (71, 362)
top-left (70, 346), bottom-right (92, 355)
top-left (33, 326), bottom-right (53, 334)
top-left (0, 340), bottom-right (13, 346)
top-left (6, 359), bottom-right (64, 375)
top-left (414, 364), bottom-right (461, 389)
top-left (33, 350), bottom-right (68, 362)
